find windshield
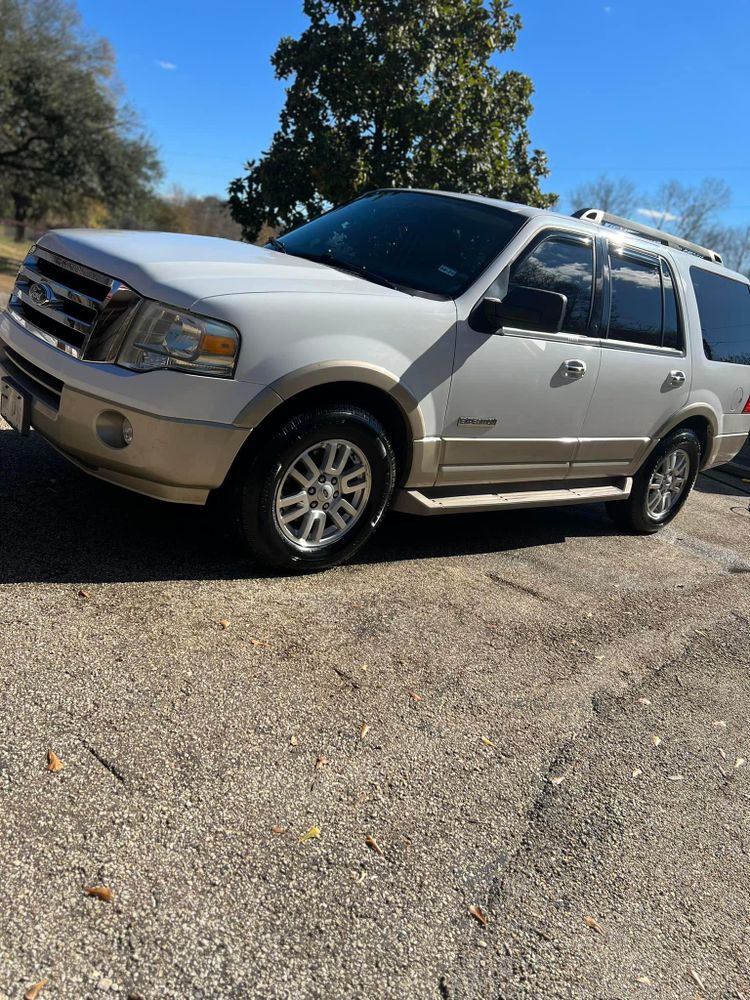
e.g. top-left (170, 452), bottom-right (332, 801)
top-left (277, 190), bottom-right (528, 298)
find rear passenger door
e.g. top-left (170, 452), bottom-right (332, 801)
top-left (576, 241), bottom-right (690, 477)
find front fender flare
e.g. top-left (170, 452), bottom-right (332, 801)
top-left (234, 361), bottom-right (427, 441)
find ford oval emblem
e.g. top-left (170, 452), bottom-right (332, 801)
top-left (29, 282), bottom-right (53, 307)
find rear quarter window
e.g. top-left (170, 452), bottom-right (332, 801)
top-left (690, 267), bottom-right (750, 366)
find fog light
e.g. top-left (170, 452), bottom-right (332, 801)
top-left (96, 410), bottom-right (133, 449)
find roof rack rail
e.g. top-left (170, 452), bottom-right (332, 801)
top-left (571, 207), bottom-right (723, 264)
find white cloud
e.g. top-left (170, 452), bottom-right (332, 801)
top-left (157, 60), bottom-right (177, 71)
top-left (637, 207), bottom-right (680, 223)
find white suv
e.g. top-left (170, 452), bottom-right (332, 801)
top-left (1, 190), bottom-right (749, 570)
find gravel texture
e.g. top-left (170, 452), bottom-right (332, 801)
top-left (1, 422), bottom-right (749, 999)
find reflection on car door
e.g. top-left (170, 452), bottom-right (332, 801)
top-left (575, 243), bottom-right (690, 477)
top-left (442, 230), bottom-right (602, 485)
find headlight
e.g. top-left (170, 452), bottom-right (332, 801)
top-left (117, 301), bottom-right (240, 377)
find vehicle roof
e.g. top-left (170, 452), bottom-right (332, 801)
top-left (387, 188), bottom-right (749, 283)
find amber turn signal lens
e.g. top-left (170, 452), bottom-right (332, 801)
top-left (200, 333), bottom-right (236, 356)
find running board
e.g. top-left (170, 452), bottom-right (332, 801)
top-left (392, 480), bottom-right (632, 516)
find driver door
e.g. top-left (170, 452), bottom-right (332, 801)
top-left (441, 229), bottom-right (602, 485)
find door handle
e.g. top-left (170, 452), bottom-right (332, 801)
top-left (668, 369), bottom-right (686, 385)
top-left (563, 359), bottom-right (587, 379)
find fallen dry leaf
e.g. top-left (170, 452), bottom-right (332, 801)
top-left (632, 768), bottom-right (643, 778)
top-left (360, 722), bottom-right (370, 740)
top-left (24, 980), bottom-right (49, 1000)
top-left (365, 834), bottom-right (384, 857)
top-left (549, 775), bottom-right (565, 786)
top-left (290, 734), bottom-right (298, 747)
top-left (638, 697), bottom-right (652, 706)
top-left (219, 619), bottom-right (231, 630)
top-left (315, 755), bottom-right (328, 770)
top-left (651, 735), bottom-right (662, 747)
top-left (78, 589), bottom-right (91, 600)
top-left (298, 825), bottom-right (321, 844)
top-left (713, 720), bottom-right (727, 729)
top-left (249, 638), bottom-right (270, 649)
top-left (636, 975), bottom-right (651, 984)
top-left (84, 885), bottom-right (113, 903)
top-left (584, 915), bottom-right (605, 935)
top-left (689, 968), bottom-right (706, 991)
top-left (480, 735), bottom-right (496, 748)
top-left (408, 690), bottom-right (422, 702)
top-left (736, 758), bottom-right (746, 769)
top-left (46, 750), bottom-right (65, 773)
top-left (271, 825), bottom-right (286, 835)
top-left (468, 904), bottom-right (489, 927)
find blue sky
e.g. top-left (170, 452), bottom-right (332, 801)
top-left (77, 0), bottom-right (750, 226)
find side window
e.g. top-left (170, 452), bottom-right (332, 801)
top-left (690, 266), bottom-right (750, 366)
top-left (510, 235), bottom-right (594, 335)
top-left (607, 248), bottom-right (683, 350)
top-left (608, 252), bottom-right (661, 347)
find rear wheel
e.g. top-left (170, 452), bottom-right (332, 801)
top-left (233, 406), bottom-right (396, 571)
top-left (606, 428), bottom-right (701, 534)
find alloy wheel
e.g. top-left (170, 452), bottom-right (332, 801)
top-left (646, 447), bottom-right (690, 521)
top-left (274, 438), bottom-right (372, 548)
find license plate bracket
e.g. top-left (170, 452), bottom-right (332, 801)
top-left (0, 377), bottom-right (31, 435)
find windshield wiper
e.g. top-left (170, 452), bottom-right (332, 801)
top-left (265, 237), bottom-right (287, 254)
top-left (291, 250), bottom-right (404, 292)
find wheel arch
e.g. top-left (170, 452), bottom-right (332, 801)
top-left (230, 364), bottom-right (423, 484)
top-left (648, 404), bottom-right (718, 470)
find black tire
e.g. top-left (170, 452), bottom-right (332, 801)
top-left (606, 428), bottom-right (701, 534)
top-left (232, 405), bottom-right (396, 572)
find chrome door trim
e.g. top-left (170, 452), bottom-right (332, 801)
top-left (597, 337), bottom-right (685, 358)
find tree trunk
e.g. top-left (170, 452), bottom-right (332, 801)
top-left (12, 191), bottom-right (29, 243)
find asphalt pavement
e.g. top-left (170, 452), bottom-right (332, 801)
top-left (1, 420), bottom-right (749, 1000)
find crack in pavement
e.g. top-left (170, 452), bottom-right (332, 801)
top-left (80, 738), bottom-right (127, 785)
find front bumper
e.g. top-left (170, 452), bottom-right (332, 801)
top-left (0, 309), bottom-right (266, 504)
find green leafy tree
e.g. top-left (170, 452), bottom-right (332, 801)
top-left (229, 0), bottom-right (554, 242)
top-left (0, 0), bottom-right (162, 241)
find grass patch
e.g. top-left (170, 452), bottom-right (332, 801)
top-left (0, 235), bottom-right (28, 298)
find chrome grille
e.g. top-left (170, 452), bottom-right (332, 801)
top-left (9, 245), bottom-right (141, 361)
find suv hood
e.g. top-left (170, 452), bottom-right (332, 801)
top-left (37, 230), bottom-right (400, 310)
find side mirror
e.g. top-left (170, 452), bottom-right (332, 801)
top-left (472, 284), bottom-right (567, 335)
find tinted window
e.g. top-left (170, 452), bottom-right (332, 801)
top-left (510, 236), bottom-right (594, 334)
top-left (278, 190), bottom-right (527, 298)
top-left (690, 267), bottom-right (750, 366)
top-left (608, 253), bottom-right (662, 347)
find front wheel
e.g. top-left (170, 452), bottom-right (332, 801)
top-left (233, 406), bottom-right (397, 571)
top-left (606, 428), bottom-right (701, 534)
